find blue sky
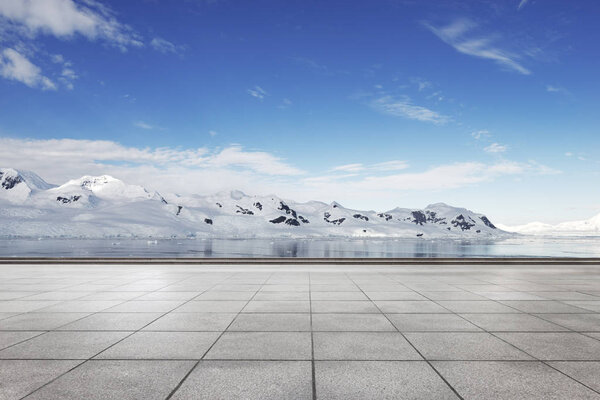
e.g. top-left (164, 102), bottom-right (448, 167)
top-left (0, 0), bottom-right (599, 225)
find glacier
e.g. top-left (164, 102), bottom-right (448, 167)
top-left (0, 167), bottom-right (509, 239)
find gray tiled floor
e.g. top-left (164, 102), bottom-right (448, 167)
top-left (0, 262), bottom-right (599, 399)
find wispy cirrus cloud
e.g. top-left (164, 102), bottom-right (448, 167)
top-left (517, 0), bottom-right (530, 10)
top-left (332, 160), bottom-right (410, 173)
top-left (425, 18), bottom-right (531, 75)
top-left (484, 142), bottom-right (508, 153)
top-left (371, 95), bottom-right (450, 124)
top-left (471, 129), bottom-right (491, 140)
top-left (133, 121), bottom-right (155, 130)
top-left (247, 85), bottom-right (268, 100)
top-left (151, 37), bottom-right (185, 55)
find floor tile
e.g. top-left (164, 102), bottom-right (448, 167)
top-left (312, 301), bottom-right (379, 313)
top-left (170, 361), bottom-right (312, 400)
top-left (438, 301), bottom-right (520, 313)
top-left (375, 301), bottom-right (450, 313)
top-left (24, 360), bottom-right (194, 400)
top-left (389, 314), bottom-right (481, 332)
top-left (549, 361), bottom-right (600, 393)
top-left (57, 313), bottom-right (163, 331)
top-left (0, 331), bottom-right (41, 350)
top-left (143, 313), bottom-right (236, 331)
top-left (314, 332), bottom-right (422, 360)
top-left (228, 313), bottom-right (311, 331)
top-left (242, 301), bottom-right (310, 313)
top-left (461, 313), bottom-right (568, 332)
top-left (96, 332), bottom-right (220, 359)
top-left (205, 332), bottom-right (311, 360)
top-left (0, 313), bottom-right (90, 331)
top-left (174, 300), bottom-right (247, 313)
top-left (404, 332), bottom-right (532, 360)
top-left (434, 361), bottom-right (600, 399)
top-left (104, 300), bottom-right (184, 313)
top-left (0, 331), bottom-right (130, 359)
top-left (500, 301), bottom-right (593, 313)
top-left (0, 360), bottom-right (81, 400)
top-left (312, 314), bottom-right (396, 331)
top-left (315, 361), bottom-right (458, 399)
top-left (496, 332), bottom-right (600, 360)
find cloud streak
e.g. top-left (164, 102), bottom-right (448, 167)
top-left (425, 19), bottom-right (531, 75)
top-left (371, 95), bottom-right (449, 124)
top-left (247, 86), bottom-right (268, 100)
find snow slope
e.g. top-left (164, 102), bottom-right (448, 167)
top-left (0, 168), bottom-right (510, 239)
top-left (498, 213), bottom-right (600, 237)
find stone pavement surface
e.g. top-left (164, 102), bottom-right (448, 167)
top-left (0, 262), bottom-right (600, 399)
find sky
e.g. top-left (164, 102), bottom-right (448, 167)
top-left (0, 0), bottom-right (599, 225)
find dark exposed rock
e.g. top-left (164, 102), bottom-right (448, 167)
top-left (1, 174), bottom-right (22, 190)
top-left (285, 218), bottom-right (300, 226)
top-left (411, 211), bottom-right (427, 225)
top-left (416, 233), bottom-right (423, 237)
top-left (278, 201), bottom-right (297, 218)
top-left (425, 211), bottom-right (446, 224)
top-left (56, 195), bottom-right (81, 204)
top-left (324, 217), bottom-right (345, 225)
top-left (176, 206), bottom-right (183, 216)
top-left (269, 216), bottom-right (287, 224)
top-left (298, 215), bottom-right (310, 224)
top-left (451, 214), bottom-right (475, 231)
top-left (204, 218), bottom-right (213, 225)
top-left (480, 216), bottom-right (496, 229)
top-left (377, 213), bottom-right (392, 221)
top-left (476, 230), bottom-right (481, 233)
top-left (353, 214), bottom-right (369, 221)
top-left (216, 202), bottom-right (222, 208)
top-left (253, 202), bottom-right (263, 211)
top-left (236, 205), bottom-right (254, 215)
top-left (324, 212), bottom-right (331, 219)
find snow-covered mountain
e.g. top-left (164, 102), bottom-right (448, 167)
top-left (498, 213), bottom-right (600, 237)
top-left (0, 168), bottom-right (509, 239)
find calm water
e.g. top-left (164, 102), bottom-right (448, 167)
top-left (0, 237), bottom-right (599, 258)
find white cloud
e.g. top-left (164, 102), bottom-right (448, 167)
top-left (546, 85), bottom-right (569, 95)
top-left (371, 95), bottom-right (449, 124)
top-left (0, 137), bottom-right (305, 195)
top-left (0, 48), bottom-right (55, 90)
top-left (133, 121), bottom-right (154, 130)
top-left (0, 0), bottom-right (142, 49)
top-left (518, 0), bottom-right (530, 10)
top-left (471, 129), bottom-right (490, 140)
top-left (484, 143), bottom-right (508, 153)
top-left (332, 163), bottom-right (364, 172)
top-left (247, 86), bottom-right (268, 100)
top-left (372, 160), bottom-right (410, 171)
top-left (150, 37), bottom-right (184, 55)
top-left (565, 152), bottom-right (573, 157)
top-left (209, 130), bottom-right (218, 137)
top-left (425, 19), bottom-right (531, 75)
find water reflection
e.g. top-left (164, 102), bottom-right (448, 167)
top-left (0, 237), bottom-right (599, 258)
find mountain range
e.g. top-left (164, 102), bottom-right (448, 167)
top-left (2, 167), bottom-right (510, 239)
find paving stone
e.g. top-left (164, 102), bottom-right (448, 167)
top-left (143, 312), bottom-right (236, 331)
top-left (500, 301), bottom-right (593, 313)
top-left (0, 360), bottom-right (82, 400)
top-left (170, 361), bottom-right (312, 400)
top-left (312, 301), bottom-right (380, 313)
top-left (438, 301), bottom-right (521, 313)
top-left (0, 331), bottom-right (41, 350)
top-left (174, 300), bottom-right (247, 313)
top-left (228, 313), bottom-right (311, 331)
top-left (96, 331), bottom-right (220, 359)
top-left (496, 332), bottom-right (600, 360)
top-left (312, 313), bottom-right (396, 331)
top-left (314, 332), bottom-right (422, 360)
top-left (0, 331), bottom-right (130, 359)
top-left (460, 313), bottom-right (568, 332)
top-left (104, 300), bottom-right (185, 313)
top-left (0, 313), bottom-right (90, 331)
top-left (404, 332), bottom-right (532, 360)
top-left (24, 360), bottom-right (194, 400)
top-left (315, 361), bottom-right (458, 399)
top-left (205, 332), bottom-right (312, 360)
top-left (434, 361), bottom-right (600, 399)
top-left (375, 300), bottom-right (450, 313)
top-left (57, 313), bottom-right (163, 331)
top-left (242, 301), bottom-right (310, 313)
top-left (389, 314), bottom-right (481, 332)
top-left (549, 361), bottom-right (600, 393)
